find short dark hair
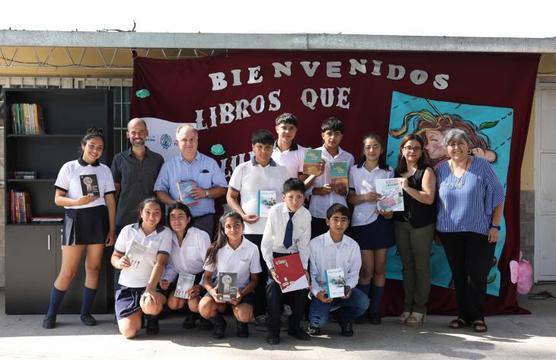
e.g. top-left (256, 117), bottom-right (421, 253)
top-left (321, 116), bottom-right (344, 133)
top-left (251, 129), bottom-right (275, 145)
top-left (283, 178), bottom-right (306, 194)
top-left (326, 203), bottom-right (350, 221)
top-left (275, 113), bottom-right (298, 127)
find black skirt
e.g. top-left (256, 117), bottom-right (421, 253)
top-left (348, 215), bottom-right (395, 250)
top-left (63, 205), bottom-right (109, 246)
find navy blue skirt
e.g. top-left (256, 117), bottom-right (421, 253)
top-left (115, 284), bottom-right (145, 320)
top-left (63, 205), bottom-right (108, 246)
top-left (348, 215), bottom-right (395, 250)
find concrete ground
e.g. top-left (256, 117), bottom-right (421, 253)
top-left (1, 284), bottom-right (555, 360)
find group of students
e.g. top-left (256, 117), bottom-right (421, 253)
top-left (41, 111), bottom-right (505, 342)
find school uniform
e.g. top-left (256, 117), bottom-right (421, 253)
top-left (54, 158), bottom-right (116, 246)
top-left (271, 141), bottom-right (305, 180)
top-left (113, 223), bottom-right (173, 320)
top-left (348, 164), bottom-right (395, 250)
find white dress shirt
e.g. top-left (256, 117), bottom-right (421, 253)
top-left (163, 227), bottom-right (211, 283)
top-left (308, 146), bottom-right (355, 219)
top-left (349, 164), bottom-right (393, 226)
top-left (261, 202), bottom-right (312, 270)
top-left (309, 231), bottom-right (361, 296)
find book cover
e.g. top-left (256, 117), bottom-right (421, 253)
top-left (174, 273), bottom-right (196, 299)
top-left (303, 148), bottom-right (322, 176)
top-left (257, 190), bottom-right (277, 217)
top-left (176, 180), bottom-right (199, 207)
top-left (325, 267), bottom-right (347, 299)
top-left (375, 178), bottom-right (404, 212)
top-left (216, 272), bottom-right (238, 302)
top-left (80, 174), bottom-right (100, 196)
top-left (272, 253), bottom-right (309, 293)
top-left (330, 161), bottom-right (349, 188)
top-left (126, 240), bottom-right (148, 270)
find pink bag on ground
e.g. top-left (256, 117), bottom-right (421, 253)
top-left (509, 251), bottom-right (533, 295)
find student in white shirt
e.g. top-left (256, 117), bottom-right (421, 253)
top-left (308, 117), bottom-right (355, 237)
top-left (199, 211), bottom-right (262, 339)
top-left (347, 134), bottom-right (395, 325)
top-left (159, 202), bottom-right (212, 330)
top-left (227, 129), bottom-right (289, 318)
top-left (111, 198), bottom-right (172, 339)
top-left (307, 204), bottom-right (369, 337)
top-left (261, 178), bottom-right (312, 345)
top-left (43, 128), bottom-right (116, 330)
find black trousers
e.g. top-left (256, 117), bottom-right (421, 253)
top-left (265, 253), bottom-right (308, 335)
top-left (438, 231), bottom-right (496, 322)
top-left (244, 234), bottom-right (267, 317)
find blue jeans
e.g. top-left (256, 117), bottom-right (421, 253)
top-left (308, 288), bottom-right (369, 328)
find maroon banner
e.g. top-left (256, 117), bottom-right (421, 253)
top-left (132, 50), bottom-right (539, 315)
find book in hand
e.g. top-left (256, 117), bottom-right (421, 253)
top-left (216, 272), bottom-right (238, 302)
top-left (375, 178), bottom-right (404, 212)
top-left (80, 174), bottom-right (100, 196)
top-left (176, 180), bottom-right (199, 207)
top-left (257, 190), bottom-right (277, 217)
top-left (325, 268), bottom-right (347, 299)
top-left (303, 149), bottom-right (322, 176)
top-left (272, 253), bottom-right (309, 293)
top-left (174, 273), bottom-right (196, 299)
top-left (330, 161), bottom-right (349, 188)
top-left (126, 240), bottom-right (148, 270)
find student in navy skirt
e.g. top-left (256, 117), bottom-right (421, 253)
top-left (347, 134), bottom-right (395, 324)
top-left (43, 128), bottom-right (116, 329)
top-left (111, 197), bottom-right (172, 338)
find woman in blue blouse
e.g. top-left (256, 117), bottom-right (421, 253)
top-left (436, 129), bottom-right (504, 333)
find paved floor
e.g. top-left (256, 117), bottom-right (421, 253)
top-left (1, 284), bottom-right (555, 360)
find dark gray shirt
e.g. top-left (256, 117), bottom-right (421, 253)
top-left (111, 147), bottom-right (164, 230)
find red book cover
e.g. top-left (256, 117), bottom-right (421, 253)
top-left (272, 253), bottom-right (309, 293)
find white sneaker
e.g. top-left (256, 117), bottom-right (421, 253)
top-left (399, 311), bottom-right (411, 324)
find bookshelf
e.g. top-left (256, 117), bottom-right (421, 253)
top-left (1, 88), bottom-right (113, 314)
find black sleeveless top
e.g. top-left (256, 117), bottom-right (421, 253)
top-left (393, 166), bottom-right (436, 228)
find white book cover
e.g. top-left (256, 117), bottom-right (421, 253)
top-left (375, 178), bottom-right (405, 212)
top-left (126, 240), bottom-right (148, 270)
top-left (174, 273), bottom-right (196, 299)
top-left (257, 190), bottom-right (277, 217)
top-left (325, 267), bottom-right (346, 299)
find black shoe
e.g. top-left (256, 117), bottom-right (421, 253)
top-left (369, 312), bottom-right (382, 325)
top-left (339, 321), bottom-right (354, 337)
top-left (146, 315), bottom-right (160, 335)
top-left (80, 314), bottom-right (97, 326)
top-left (307, 325), bottom-right (321, 336)
top-left (266, 333), bottom-right (280, 345)
top-left (211, 314), bottom-right (227, 339)
top-left (199, 317), bottom-right (214, 330)
top-left (182, 313), bottom-right (196, 329)
top-left (42, 316), bottom-right (56, 329)
top-left (288, 326), bottom-right (311, 340)
top-left (236, 321), bottom-right (249, 338)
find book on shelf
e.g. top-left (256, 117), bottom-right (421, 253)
top-left (272, 253), bottom-right (309, 293)
top-left (9, 171), bottom-right (37, 180)
top-left (176, 180), bottom-right (199, 207)
top-left (80, 174), bottom-right (100, 197)
top-left (10, 103), bottom-right (44, 135)
top-left (126, 241), bottom-right (148, 270)
top-left (173, 273), bottom-right (196, 299)
top-left (31, 216), bottom-right (64, 223)
top-left (257, 190), bottom-right (277, 217)
top-left (9, 189), bottom-right (32, 224)
top-left (325, 267), bottom-right (347, 299)
top-left (330, 161), bottom-right (349, 188)
top-left (375, 178), bottom-right (404, 212)
top-left (216, 272), bottom-right (238, 302)
top-left (303, 148), bottom-right (322, 176)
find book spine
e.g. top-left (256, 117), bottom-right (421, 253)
top-left (257, 190), bottom-right (261, 217)
top-left (9, 190), bottom-right (15, 224)
top-left (24, 192), bottom-right (32, 223)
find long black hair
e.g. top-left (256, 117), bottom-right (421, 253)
top-left (167, 202), bottom-right (194, 235)
top-left (79, 127), bottom-right (105, 156)
top-left (357, 133), bottom-right (389, 170)
top-left (205, 211), bottom-right (244, 267)
top-left (136, 197), bottom-right (164, 228)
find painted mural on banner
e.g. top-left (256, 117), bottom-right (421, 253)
top-left (132, 51), bottom-right (538, 314)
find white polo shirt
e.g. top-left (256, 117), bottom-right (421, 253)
top-left (308, 146), bottom-right (355, 219)
top-left (115, 223), bottom-right (173, 288)
top-left (349, 164), bottom-right (394, 226)
top-left (163, 227), bottom-right (211, 282)
top-left (271, 142), bottom-right (305, 180)
top-left (261, 202), bottom-right (312, 270)
top-left (228, 158), bottom-right (289, 234)
top-left (54, 159), bottom-right (116, 209)
top-left (203, 237), bottom-right (262, 289)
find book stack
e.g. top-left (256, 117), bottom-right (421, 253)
top-left (10, 103), bottom-right (45, 135)
top-left (9, 171), bottom-right (37, 180)
top-left (9, 190), bottom-right (32, 224)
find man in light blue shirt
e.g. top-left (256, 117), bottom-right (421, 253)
top-left (154, 124), bottom-right (227, 237)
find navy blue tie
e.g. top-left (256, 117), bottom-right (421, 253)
top-left (283, 212), bottom-right (294, 249)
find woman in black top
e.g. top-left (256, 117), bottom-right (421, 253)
top-left (393, 134), bottom-right (436, 326)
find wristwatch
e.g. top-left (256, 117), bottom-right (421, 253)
top-left (490, 223), bottom-right (501, 231)
top-left (205, 189), bottom-right (210, 198)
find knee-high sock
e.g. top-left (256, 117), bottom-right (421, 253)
top-left (80, 286), bottom-right (97, 316)
top-left (370, 285), bottom-right (384, 315)
top-left (46, 287), bottom-right (67, 318)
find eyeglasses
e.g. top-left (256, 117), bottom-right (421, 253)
top-left (402, 145), bottom-right (422, 151)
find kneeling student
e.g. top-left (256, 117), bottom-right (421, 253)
top-left (111, 198), bottom-right (172, 339)
top-left (198, 211), bottom-right (262, 339)
top-left (262, 178), bottom-right (312, 345)
top-left (307, 203), bottom-right (369, 337)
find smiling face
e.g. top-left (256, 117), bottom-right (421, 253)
top-left (446, 138), bottom-right (470, 162)
top-left (127, 119), bottom-right (148, 147)
top-left (363, 137), bottom-right (382, 163)
top-left (81, 136), bottom-right (104, 164)
top-left (424, 130), bottom-right (446, 160)
top-left (140, 201), bottom-right (162, 233)
top-left (177, 126), bottom-right (199, 160)
top-left (223, 216), bottom-right (244, 242)
top-left (401, 139), bottom-right (423, 164)
top-left (169, 208), bottom-right (190, 234)
top-left (275, 123), bottom-right (298, 144)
